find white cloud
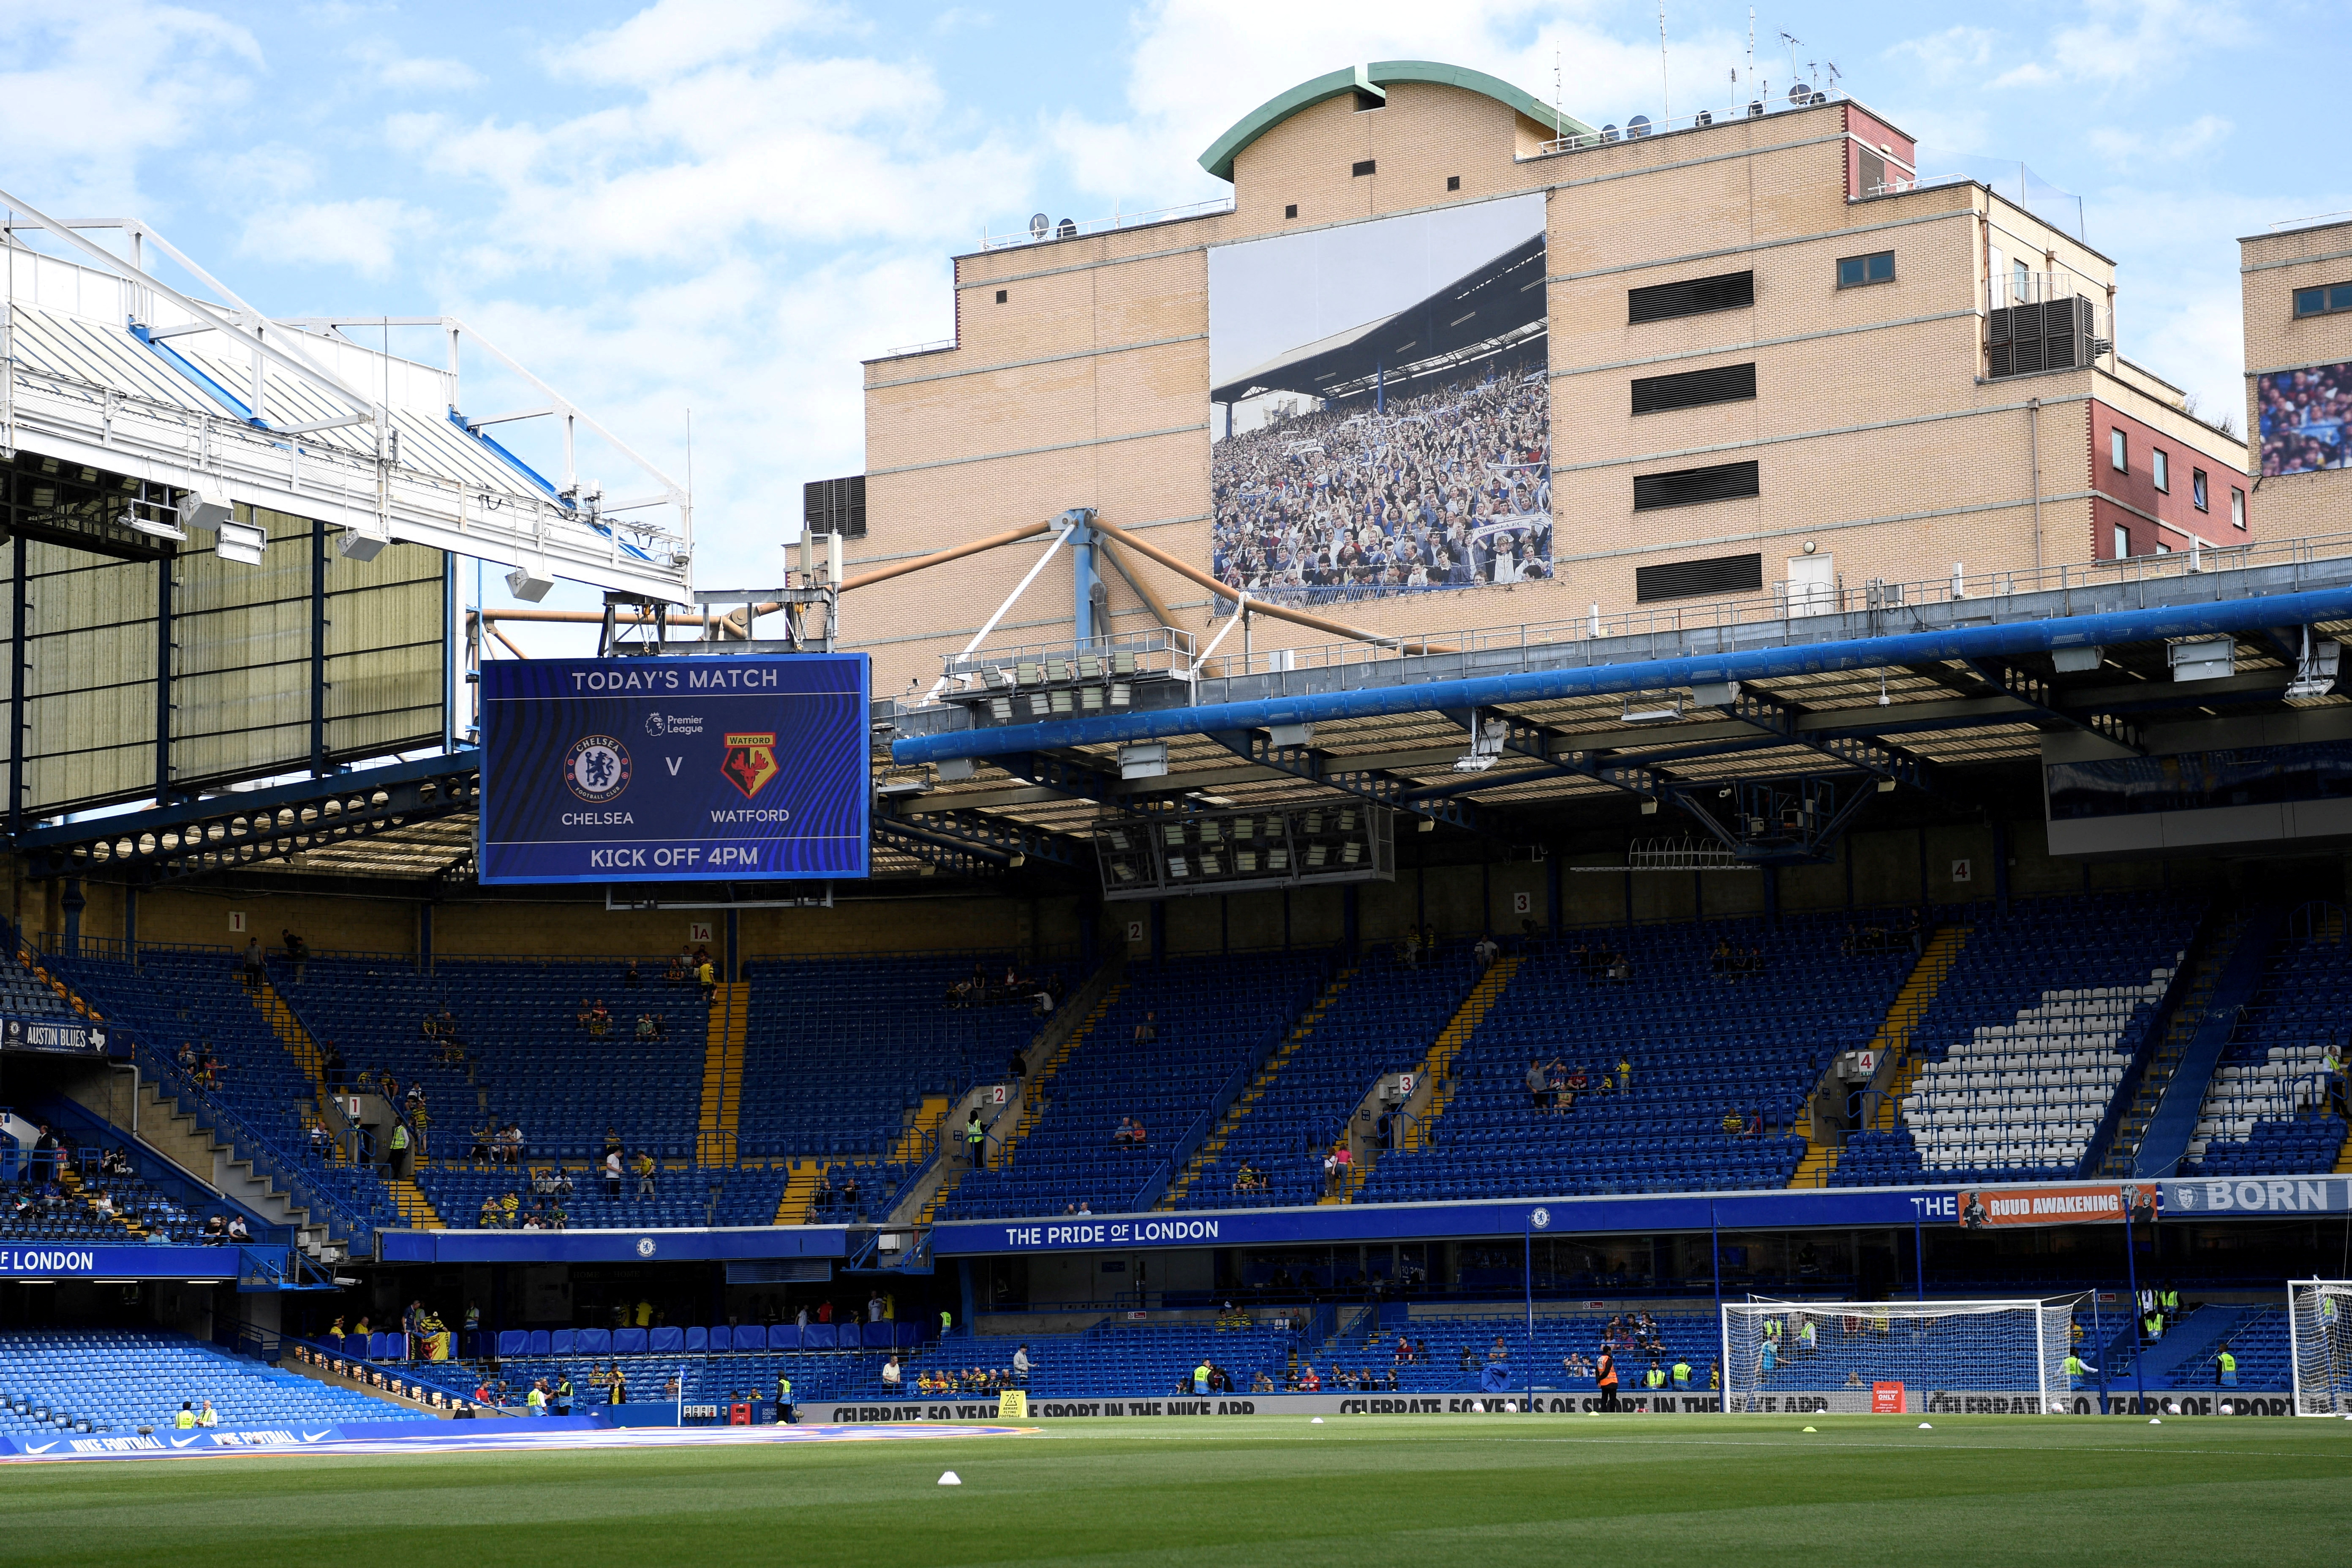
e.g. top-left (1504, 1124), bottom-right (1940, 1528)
top-left (345, 38), bottom-right (485, 93)
top-left (1993, 0), bottom-right (2250, 91)
top-left (0, 3), bottom-right (262, 210)
top-left (1884, 25), bottom-right (2000, 80)
top-left (2088, 112), bottom-right (2231, 169)
top-left (548, 0), bottom-right (839, 87)
top-left (238, 196), bottom-right (435, 278)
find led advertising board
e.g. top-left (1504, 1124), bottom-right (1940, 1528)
top-left (478, 655), bottom-right (869, 884)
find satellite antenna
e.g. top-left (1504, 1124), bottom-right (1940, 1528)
top-left (1627, 114), bottom-right (1652, 138)
top-left (1788, 82), bottom-right (1809, 106)
top-left (1028, 213), bottom-right (1049, 241)
top-left (1055, 218), bottom-right (1076, 240)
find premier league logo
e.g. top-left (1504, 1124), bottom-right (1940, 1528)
top-left (564, 735), bottom-right (632, 803)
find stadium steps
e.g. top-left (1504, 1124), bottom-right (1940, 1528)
top-left (695, 981), bottom-right (750, 1166)
top-left (1788, 1134), bottom-right (1838, 1187)
top-left (129, 1079), bottom-right (336, 1257)
top-left (1162, 968), bottom-right (1357, 1209)
top-left (892, 1096), bottom-right (951, 1166)
top-left (248, 980), bottom-right (348, 1141)
top-left (279, 1351), bottom-right (459, 1417)
top-left (1401, 955), bottom-right (1525, 1152)
top-left (917, 981), bottom-right (1128, 1226)
top-left (2336, 1136), bottom-right (2352, 1175)
top-left (14, 946), bottom-right (97, 1019)
top-left (2100, 909), bottom-right (2248, 1176)
top-left (773, 1158), bottom-right (823, 1224)
top-left (1864, 925), bottom-right (1973, 1135)
top-left (384, 1175), bottom-right (445, 1229)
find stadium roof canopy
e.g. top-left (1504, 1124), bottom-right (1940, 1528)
top-left (1, 189), bottom-right (691, 602)
top-left (1209, 234), bottom-right (1546, 406)
top-left (1198, 62), bottom-right (1598, 181)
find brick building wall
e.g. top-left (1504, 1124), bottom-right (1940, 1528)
top-left (2242, 216), bottom-right (2352, 542)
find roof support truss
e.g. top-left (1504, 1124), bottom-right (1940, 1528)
top-left (1207, 729), bottom-right (1497, 837)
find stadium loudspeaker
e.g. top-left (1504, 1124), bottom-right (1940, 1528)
top-left (336, 530), bottom-right (388, 562)
top-left (2050, 644), bottom-right (2103, 673)
top-left (506, 565), bottom-right (555, 602)
top-left (180, 488), bottom-right (234, 531)
top-left (937, 757), bottom-right (977, 782)
top-left (215, 520), bottom-right (267, 566)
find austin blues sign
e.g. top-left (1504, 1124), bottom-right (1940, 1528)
top-left (0, 1016), bottom-right (109, 1054)
top-left (478, 656), bottom-right (870, 885)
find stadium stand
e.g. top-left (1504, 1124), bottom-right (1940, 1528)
top-left (0, 1329), bottom-right (400, 1434)
top-left (1359, 913), bottom-right (1906, 1202)
top-left (1834, 893), bottom-right (2199, 1186)
top-left (936, 951), bottom-right (1328, 1220)
top-left (280, 955), bottom-right (710, 1162)
top-left (1181, 943), bottom-right (1480, 1209)
top-left (736, 951), bottom-right (1049, 1161)
top-left (2186, 920), bottom-right (2351, 1174)
top-left (917, 1318), bottom-right (1301, 1398)
top-left (0, 944), bottom-right (78, 1020)
top-left (48, 946), bottom-right (405, 1237)
top-left (8, 1097), bottom-right (231, 1243)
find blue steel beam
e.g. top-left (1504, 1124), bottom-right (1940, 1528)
top-left (894, 586), bottom-right (2352, 766)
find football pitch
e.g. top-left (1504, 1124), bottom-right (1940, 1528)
top-left (1, 1414), bottom-right (2341, 1566)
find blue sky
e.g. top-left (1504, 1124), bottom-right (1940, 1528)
top-left (4, 0), bottom-right (2342, 649)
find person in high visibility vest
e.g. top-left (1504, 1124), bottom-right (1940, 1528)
top-left (2217, 1347), bottom-right (2238, 1388)
top-left (1193, 1361), bottom-right (1211, 1396)
top-left (174, 1402), bottom-right (196, 1429)
top-left (2160, 1286), bottom-right (2180, 1322)
top-left (2142, 1309), bottom-right (2164, 1343)
top-left (776, 1372), bottom-right (795, 1424)
top-left (1671, 1358), bottom-right (1691, 1388)
top-left (1799, 1319), bottom-right (1818, 1355)
top-left (554, 1375), bottom-right (573, 1416)
top-left (387, 1121), bottom-right (409, 1179)
top-left (1644, 1361), bottom-right (1666, 1391)
top-left (966, 1111), bottom-right (988, 1171)
top-left (939, 1309), bottom-right (953, 1334)
top-left (526, 1380), bottom-right (547, 1416)
top-left (2065, 1352), bottom-right (2097, 1390)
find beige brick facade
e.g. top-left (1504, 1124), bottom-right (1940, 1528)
top-left (2242, 217), bottom-right (2352, 542)
top-left (852, 74), bottom-right (2252, 699)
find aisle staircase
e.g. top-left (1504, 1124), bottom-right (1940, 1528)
top-left (773, 1157), bottom-right (822, 1225)
top-left (2108, 907), bottom-right (2274, 1177)
top-left (913, 981), bottom-right (1126, 1227)
top-left (696, 981), bottom-right (749, 1166)
top-left (1399, 955), bottom-right (1524, 1153)
top-left (1792, 924), bottom-right (1969, 1187)
top-left (249, 980), bottom-right (346, 1145)
top-left (1161, 968), bottom-right (1356, 1209)
top-left (385, 1176), bottom-right (445, 1230)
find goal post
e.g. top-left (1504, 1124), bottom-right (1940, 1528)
top-left (1721, 1297), bottom-right (2077, 1414)
top-left (2288, 1279), bottom-right (2352, 1416)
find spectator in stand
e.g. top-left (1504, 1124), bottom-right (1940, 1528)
top-left (476, 1195), bottom-right (500, 1228)
top-left (632, 1152), bottom-right (657, 1200)
top-left (1525, 1058), bottom-right (1549, 1110)
top-left (840, 1172), bottom-right (861, 1211)
top-left (1134, 1012), bottom-right (1159, 1046)
top-left (575, 997), bottom-right (596, 1031)
top-left (1013, 1345), bottom-right (1031, 1383)
top-left (636, 1013), bottom-right (656, 1042)
top-left (241, 936), bottom-right (264, 991)
top-left (1400, 929), bottom-right (1422, 969)
top-left (603, 1149), bottom-right (623, 1198)
top-left (624, 958), bottom-right (642, 989)
top-left (664, 953), bottom-right (687, 985)
top-left (225, 1214), bottom-right (249, 1242)
top-left (1474, 933), bottom-right (1500, 969)
top-left (697, 957), bottom-right (717, 1002)
top-left (588, 999), bottom-right (611, 1038)
top-left (281, 929), bottom-right (309, 983)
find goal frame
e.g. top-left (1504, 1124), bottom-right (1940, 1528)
top-left (1719, 1296), bottom-right (2076, 1415)
top-left (2288, 1279), bottom-right (2352, 1416)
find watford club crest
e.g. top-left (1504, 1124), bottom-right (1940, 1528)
top-left (721, 732), bottom-right (780, 798)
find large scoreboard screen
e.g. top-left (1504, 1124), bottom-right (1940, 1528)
top-left (478, 655), bottom-right (870, 885)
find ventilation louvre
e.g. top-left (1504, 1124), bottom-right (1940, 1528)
top-left (1635, 552), bottom-right (1764, 603)
top-left (1632, 460), bottom-right (1761, 511)
top-left (1627, 270), bottom-right (1754, 324)
top-left (1631, 362), bottom-right (1758, 415)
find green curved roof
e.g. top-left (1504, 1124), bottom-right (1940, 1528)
top-left (1197, 60), bottom-right (1596, 182)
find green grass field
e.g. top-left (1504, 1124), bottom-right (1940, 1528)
top-left (2, 1414), bottom-right (2343, 1566)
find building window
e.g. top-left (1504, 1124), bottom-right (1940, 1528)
top-left (1836, 251), bottom-right (1895, 288)
top-left (1446, 175), bottom-right (1461, 192)
top-left (994, 289), bottom-right (1007, 304)
top-left (1627, 270), bottom-right (1754, 324)
top-left (2292, 282), bottom-right (2352, 317)
top-left (2152, 449), bottom-right (2169, 492)
top-left (2191, 468), bottom-right (2209, 511)
top-left (1351, 159), bottom-right (1376, 177)
top-left (2110, 428), bottom-right (2127, 472)
top-left (2231, 486), bottom-right (2247, 530)
top-left (2114, 524), bottom-right (2130, 559)
top-left (1284, 204), bottom-right (1298, 220)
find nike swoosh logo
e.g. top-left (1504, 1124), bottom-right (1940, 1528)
top-left (170, 1436), bottom-right (199, 1448)
top-left (24, 1442), bottom-right (55, 1454)
top-left (302, 1431), bottom-right (330, 1442)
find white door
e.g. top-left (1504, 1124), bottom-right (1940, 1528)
top-left (1786, 554), bottom-right (1836, 617)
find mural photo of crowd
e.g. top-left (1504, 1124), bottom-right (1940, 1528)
top-left (1208, 192), bottom-right (1553, 609)
top-left (2257, 361), bottom-right (2352, 476)
top-left (1209, 349), bottom-right (1552, 605)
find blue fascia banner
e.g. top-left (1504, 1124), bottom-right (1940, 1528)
top-left (2158, 1176), bottom-right (2352, 1216)
top-left (0, 1015), bottom-right (112, 1054)
top-left (477, 655), bottom-right (871, 885)
top-left (376, 1226), bottom-right (855, 1265)
top-left (0, 1244), bottom-right (240, 1278)
top-left (0, 1416), bottom-right (610, 1459)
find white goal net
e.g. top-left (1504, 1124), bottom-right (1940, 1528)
top-left (1722, 1298), bottom-right (2076, 1415)
top-left (2289, 1279), bottom-right (2352, 1416)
